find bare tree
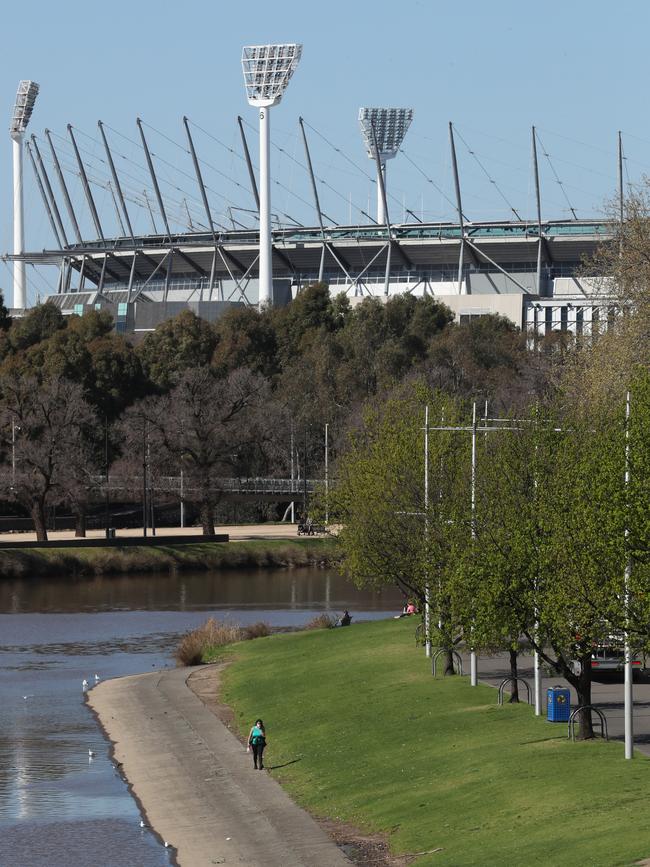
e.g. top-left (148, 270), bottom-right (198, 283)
top-left (121, 368), bottom-right (271, 535)
top-left (0, 374), bottom-right (99, 541)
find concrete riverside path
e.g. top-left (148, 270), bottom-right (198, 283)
top-left (87, 667), bottom-right (351, 867)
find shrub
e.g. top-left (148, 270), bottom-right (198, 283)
top-left (305, 613), bottom-right (337, 630)
top-left (242, 621), bottom-right (271, 640)
top-left (175, 618), bottom-right (244, 666)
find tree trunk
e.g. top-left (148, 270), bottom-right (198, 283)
top-left (508, 647), bottom-right (520, 703)
top-left (574, 652), bottom-right (594, 739)
top-left (31, 501), bottom-right (48, 542)
top-left (74, 505), bottom-right (87, 538)
top-left (443, 648), bottom-right (456, 676)
top-left (200, 499), bottom-right (215, 536)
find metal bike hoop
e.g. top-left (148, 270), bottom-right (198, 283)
top-left (497, 677), bottom-right (532, 706)
top-left (432, 649), bottom-right (463, 677)
top-left (568, 705), bottom-right (609, 741)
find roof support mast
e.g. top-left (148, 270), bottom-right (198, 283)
top-left (68, 125), bottom-right (105, 243)
top-left (45, 128), bottom-right (83, 243)
top-left (237, 116), bottom-right (260, 211)
top-left (618, 131), bottom-right (625, 258)
top-left (299, 117), bottom-right (327, 283)
top-left (449, 122), bottom-right (466, 295)
top-left (532, 126), bottom-right (543, 295)
top-left (25, 140), bottom-right (62, 248)
top-left (137, 118), bottom-right (171, 239)
top-left (98, 121), bottom-right (135, 240)
top-left (30, 136), bottom-right (68, 246)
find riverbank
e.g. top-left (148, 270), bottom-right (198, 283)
top-left (0, 537), bottom-right (341, 579)
top-left (87, 666), bottom-right (350, 866)
top-left (220, 618), bottom-right (650, 866)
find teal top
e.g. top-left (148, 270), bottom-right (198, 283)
top-left (251, 725), bottom-right (265, 743)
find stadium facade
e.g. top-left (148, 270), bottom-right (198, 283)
top-left (14, 218), bottom-right (614, 339)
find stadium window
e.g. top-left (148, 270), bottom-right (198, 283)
top-left (94, 303), bottom-right (102, 311)
top-left (117, 302), bottom-right (128, 317)
top-left (74, 303), bottom-right (83, 316)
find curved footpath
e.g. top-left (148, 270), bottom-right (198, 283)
top-left (87, 666), bottom-right (350, 867)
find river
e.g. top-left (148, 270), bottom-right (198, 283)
top-left (0, 567), bottom-right (402, 867)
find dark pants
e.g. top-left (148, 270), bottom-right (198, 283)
top-left (252, 742), bottom-right (265, 768)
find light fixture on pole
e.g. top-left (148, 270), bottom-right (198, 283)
top-left (10, 80), bottom-right (39, 311)
top-left (241, 43), bottom-right (302, 308)
top-left (359, 107), bottom-right (413, 224)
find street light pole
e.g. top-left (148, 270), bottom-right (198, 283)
top-left (325, 423), bottom-right (329, 526)
top-left (424, 405), bottom-right (431, 658)
top-left (470, 401), bottom-right (478, 686)
top-left (624, 390), bottom-right (634, 759)
top-left (104, 416), bottom-right (110, 539)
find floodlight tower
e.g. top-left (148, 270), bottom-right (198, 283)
top-left (359, 107), bottom-right (413, 224)
top-left (241, 43), bottom-right (302, 307)
top-left (10, 81), bottom-right (39, 310)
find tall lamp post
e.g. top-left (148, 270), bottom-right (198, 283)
top-left (358, 107), bottom-right (413, 224)
top-left (241, 43), bottom-right (302, 308)
top-left (10, 80), bottom-right (39, 311)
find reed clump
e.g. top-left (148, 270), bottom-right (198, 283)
top-left (305, 613), bottom-right (337, 630)
top-left (175, 617), bottom-right (272, 666)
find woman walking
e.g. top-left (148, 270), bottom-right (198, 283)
top-left (248, 719), bottom-right (266, 770)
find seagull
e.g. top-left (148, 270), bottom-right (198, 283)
top-left (139, 820), bottom-right (146, 829)
top-left (88, 750), bottom-right (96, 758)
top-left (164, 842), bottom-right (170, 848)
top-left (82, 679), bottom-right (89, 689)
top-left (22, 695), bottom-right (34, 700)
top-left (94, 674), bottom-right (100, 683)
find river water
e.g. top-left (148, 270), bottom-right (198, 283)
top-left (0, 568), bottom-right (401, 867)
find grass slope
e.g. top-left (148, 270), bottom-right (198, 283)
top-left (0, 538), bottom-right (340, 579)
top-left (221, 618), bottom-right (650, 867)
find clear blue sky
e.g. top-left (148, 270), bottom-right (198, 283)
top-left (2, 0), bottom-right (649, 300)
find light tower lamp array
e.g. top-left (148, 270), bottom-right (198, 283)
top-left (359, 107), bottom-right (414, 224)
top-left (241, 43), bottom-right (302, 308)
top-left (10, 80), bottom-right (39, 310)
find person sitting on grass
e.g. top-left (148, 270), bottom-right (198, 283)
top-left (248, 718), bottom-right (266, 770)
top-left (338, 610), bottom-right (352, 627)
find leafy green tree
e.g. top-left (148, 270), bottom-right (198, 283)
top-left (212, 305), bottom-right (278, 377)
top-left (137, 310), bottom-right (217, 390)
top-left (332, 385), bottom-right (467, 672)
top-left (9, 302), bottom-right (66, 352)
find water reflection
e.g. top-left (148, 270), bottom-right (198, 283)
top-left (0, 567), bottom-right (401, 615)
top-left (0, 567), bottom-right (401, 866)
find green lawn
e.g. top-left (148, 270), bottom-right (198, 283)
top-left (221, 618), bottom-right (650, 867)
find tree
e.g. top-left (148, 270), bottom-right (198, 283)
top-left (212, 305), bottom-right (279, 378)
top-left (332, 385), bottom-right (467, 673)
top-left (137, 310), bottom-right (218, 390)
top-left (123, 367), bottom-right (271, 535)
top-left (0, 374), bottom-right (99, 541)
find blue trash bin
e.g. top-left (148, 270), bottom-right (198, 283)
top-left (547, 686), bottom-right (571, 722)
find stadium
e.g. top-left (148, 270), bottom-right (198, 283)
top-left (3, 48), bottom-right (619, 340)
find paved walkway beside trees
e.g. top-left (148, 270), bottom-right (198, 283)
top-left (87, 666), bottom-right (350, 867)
